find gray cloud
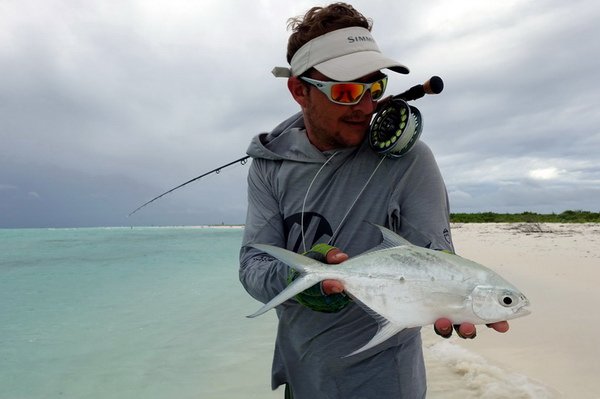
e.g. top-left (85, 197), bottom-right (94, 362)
top-left (1, 0), bottom-right (599, 227)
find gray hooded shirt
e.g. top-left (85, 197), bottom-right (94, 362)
top-left (239, 113), bottom-right (453, 399)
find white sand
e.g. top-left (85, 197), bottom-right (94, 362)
top-left (245, 223), bottom-right (600, 398)
top-left (423, 223), bottom-right (600, 398)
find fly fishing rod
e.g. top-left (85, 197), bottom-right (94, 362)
top-left (128, 76), bottom-right (444, 217)
top-left (128, 156), bottom-right (250, 217)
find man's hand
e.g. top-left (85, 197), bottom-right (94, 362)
top-left (289, 245), bottom-right (350, 313)
top-left (321, 248), bottom-right (348, 295)
top-left (433, 318), bottom-right (510, 339)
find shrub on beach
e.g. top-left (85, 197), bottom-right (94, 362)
top-left (450, 210), bottom-right (600, 223)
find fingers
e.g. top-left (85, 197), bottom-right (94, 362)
top-left (434, 319), bottom-right (476, 339)
top-left (322, 280), bottom-right (344, 295)
top-left (486, 321), bottom-right (510, 333)
top-left (326, 248), bottom-right (349, 264)
top-left (433, 318), bottom-right (453, 338)
top-left (321, 248), bottom-right (348, 295)
top-left (454, 323), bottom-right (477, 339)
top-left (435, 319), bottom-right (512, 339)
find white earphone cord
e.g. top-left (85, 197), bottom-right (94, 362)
top-left (300, 153), bottom-right (387, 252)
top-left (300, 151), bottom-right (339, 253)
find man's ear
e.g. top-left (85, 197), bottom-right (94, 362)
top-left (288, 76), bottom-right (309, 108)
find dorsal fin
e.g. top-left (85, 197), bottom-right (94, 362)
top-left (364, 224), bottom-right (413, 254)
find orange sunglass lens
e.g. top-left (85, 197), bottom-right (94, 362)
top-left (331, 83), bottom-right (365, 103)
top-left (370, 80), bottom-right (385, 99)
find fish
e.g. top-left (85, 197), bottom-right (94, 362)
top-left (247, 224), bottom-right (531, 357)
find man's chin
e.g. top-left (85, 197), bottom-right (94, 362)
top-left (339, 128), bottom-right (368, 147)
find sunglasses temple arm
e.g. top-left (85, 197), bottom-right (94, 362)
top-left (395, 76), bottom-right (444, 102)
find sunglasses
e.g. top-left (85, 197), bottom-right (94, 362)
top-left (300, 75), bottom-right (388, 105)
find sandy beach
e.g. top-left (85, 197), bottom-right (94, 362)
top-left (242, 222), bottom-right (600, 398)
top-left (422, 223), bottom-right (600, 398)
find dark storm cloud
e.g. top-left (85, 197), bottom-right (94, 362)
top-left (1, 0), bottom-right (599, 227)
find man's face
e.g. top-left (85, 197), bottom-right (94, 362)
top-left (297, 70), bottom-right (383, 151)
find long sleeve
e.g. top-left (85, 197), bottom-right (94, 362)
top-left (387, 142), bottom-right (454, 253)
top-left (239, 158), bottom-right (288, 304)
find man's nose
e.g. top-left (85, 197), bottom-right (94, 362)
top-left (351, 90), bottom-right (377, 114)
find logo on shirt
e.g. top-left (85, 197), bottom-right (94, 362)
top-left (284, 212), bottom-right (333, 253)
top-left (443, 228), bottom-right (451, 245)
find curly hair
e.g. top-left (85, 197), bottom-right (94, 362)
top-left (286, 3), bottom-right (372, 63)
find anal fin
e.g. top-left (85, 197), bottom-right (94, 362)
top-left (344, 320), bottom-right (404, 357)
top-left (343, 293), bottom-right (405, 357)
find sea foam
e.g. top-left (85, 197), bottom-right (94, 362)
top-left (424, 336), bottom-right (558, 398)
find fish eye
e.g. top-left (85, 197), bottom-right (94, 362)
top-left (499, 293), bottom-right (519, 307)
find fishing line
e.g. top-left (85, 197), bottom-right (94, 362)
top-left (301, 151), bottom-right (340, 253)
top-left (299, 151), bottom-right (387, 252)
top-left (327, 155), bottom-right (387, 246)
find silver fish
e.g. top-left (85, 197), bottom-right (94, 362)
top-left (248, 225), bottom-right (531, 357)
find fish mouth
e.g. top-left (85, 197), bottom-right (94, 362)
top-left (514, 296), bottom-right (531, 317)
top-left (515, 307), bottom-right (532, 317)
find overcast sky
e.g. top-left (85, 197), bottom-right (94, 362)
top-left (1, 0), bottom-right (599, 228)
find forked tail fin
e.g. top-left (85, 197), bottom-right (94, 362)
top-left (246, 243), bottom-right (330, 318)
top-left (246, 273), bottom-right (323, 318)
top-left (250, 243), bottom-right (326, 274)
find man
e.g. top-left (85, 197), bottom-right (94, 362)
top-left (239, 3), bottom-right (508, 398)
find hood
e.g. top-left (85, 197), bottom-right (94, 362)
top-left (246, 112), bottom-right (331, 163)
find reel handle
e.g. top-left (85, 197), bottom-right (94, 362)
top-left (396, 76), bottom-right (444, 102)
top-left (369, 76), bottom-right (443, 158)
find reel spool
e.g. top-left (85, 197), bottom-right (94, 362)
top-left (368, 99), bottom-right (423, 158)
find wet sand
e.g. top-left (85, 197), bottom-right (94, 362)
top-left (423, 223), bottom-right (600, 398)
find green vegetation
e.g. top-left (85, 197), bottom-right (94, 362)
top-left (450, 210), bottom-right (600, 223)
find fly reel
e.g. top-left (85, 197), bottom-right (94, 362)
top-left (368, 99), bottom-right (423, 158)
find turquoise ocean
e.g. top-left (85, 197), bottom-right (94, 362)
top-left (1, 227), bottom-right (554, 399)
top-left (1, 227), bottom-right (280, 399)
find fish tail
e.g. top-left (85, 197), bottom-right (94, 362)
top-left (250, 243), bottom-right (327, 274)
top-left (246, 243), bottom-right (329, 318)
top-left (246, 273), bottom-right (323, 318)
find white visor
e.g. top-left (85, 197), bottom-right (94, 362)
top-left (272, 27), bottom-right (409, 81)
